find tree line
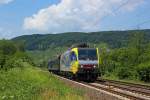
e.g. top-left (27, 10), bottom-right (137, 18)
top-left (98, 32), bottom-right (150, 82)
top-left (12, 29), bottom-right (150, 50)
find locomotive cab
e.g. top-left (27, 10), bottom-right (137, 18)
top-left (76, 48), bottom-right (100, 81)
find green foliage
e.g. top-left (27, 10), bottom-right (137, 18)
top-left (3, 58), bottom-right (23, 70)
top-left (117, 67), bottom-right (135, 79)
top-left (137, 62), bottom-right (150, 82)
top-left (0, 39), bottom-right (83, 99)
top-left (27, 46), bottom-right (67, 67)
top-left (0, 40), bottom-right (17, 56)
top-left (0, 65), bottom-right (84, 100)
top-left (110, 48), bottom-right (139, 67)
top-left (0, 40), bottom-right (33, 70)
top-left (99, 31), bottom-right (150, 83)
top-left (13, 29), bottom-right (150, 50)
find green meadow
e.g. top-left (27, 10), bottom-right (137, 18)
top-left (0, 63), bottom-right (84, 100)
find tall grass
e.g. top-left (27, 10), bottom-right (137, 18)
top-left (0, 63), bottom-right (84, 100)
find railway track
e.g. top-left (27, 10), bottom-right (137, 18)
top-left (98, 79), bottom-right (150, 96)
top-left (53, 72), bottom-right (150, 100)
top-left (55, 74), bottom-right (129, 100)
top-left (87, 79), bottom-right (150, 100)
top-left (60, 77), bottom-right (150, 99)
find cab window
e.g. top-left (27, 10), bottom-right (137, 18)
top-left (70, 52), bottom-right (77, 61)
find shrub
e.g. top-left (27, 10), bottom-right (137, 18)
top-left (117, 67), bottom-right (132, 79)
top-left (3, 57), bottom-right (23, 70)
top-left (0, 40), bottom-right (35, 70)
top-left (137, 62), bottom-right (150, 82)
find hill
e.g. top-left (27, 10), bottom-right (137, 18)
top-left (11, 29), bottom-right (150, 83)
top-left (12, 29), bottom-right (150, 50)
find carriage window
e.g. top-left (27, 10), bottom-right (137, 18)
top-left (70, 52), bottom-right (77, 61)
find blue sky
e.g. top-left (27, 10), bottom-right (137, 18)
top-left (0, 0), bottom-right (150, 39)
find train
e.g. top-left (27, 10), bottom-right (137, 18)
top-left (48, 44), bottom-right (101, 82)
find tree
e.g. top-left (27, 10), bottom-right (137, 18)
top-left (128, 31), bottom-right (147, 64)
top-left (0, 40), bottom-right (17, 56)
top-left (0, 40), bottom-right (33, 70)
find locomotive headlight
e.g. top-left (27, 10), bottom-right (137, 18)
top-left (93, 65), bottom-right (96, 68)
top-left (80, 65), bottom-right (83, 68)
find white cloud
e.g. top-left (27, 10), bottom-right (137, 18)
top-left (120, 0), bottom-right (144, 11)
top-left (23, 0), bottom-right (144, 33)
top-left (0, 0), bottom-right (14, 4)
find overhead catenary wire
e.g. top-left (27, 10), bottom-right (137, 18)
top-left (92, 0), bottom-right (150, 30)
top-left (92, 0), bottom-right (130, 27)
top-left (98, 0), bottom-right (130, 21)
top-left (104, 0), bottom-right (150, 30)
top-left (134, 19), bottom-right (150, 29)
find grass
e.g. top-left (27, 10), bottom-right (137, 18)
top-left (102, 75), bottom-right (150, 86)
top-left (0, 63), bottom-right (84, 100)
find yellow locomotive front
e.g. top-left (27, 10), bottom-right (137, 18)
top-left (70, 47), bottom-right (100, 81)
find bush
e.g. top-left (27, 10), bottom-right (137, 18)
top-left (137, 62), bottom-right (150, 82)
top-left (14, 52), bottom-right (35, 66)
top-left (3, 58), bottom-right (24, 70)
top-left (0, 40), bottom-right (34, 70)
top-left (117, 67), bottom-right (132, 79)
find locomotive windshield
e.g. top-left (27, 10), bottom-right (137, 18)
top-left (78, 49), bottom-right (97, 60)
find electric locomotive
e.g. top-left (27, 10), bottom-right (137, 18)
top-left (48, 44), bottom-right (101, 82)
top-left (60, 44), bottom-right (100, 81)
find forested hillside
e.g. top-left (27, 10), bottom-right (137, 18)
top-left (13, 29), bottom-right (150, 50)
top-left (12, 29), bottom-right (150, 83)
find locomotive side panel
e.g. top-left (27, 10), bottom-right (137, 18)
top-left (60, 50), bottom-right (71, 72)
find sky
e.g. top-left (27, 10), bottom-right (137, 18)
top-left (0, 0), bottom-right (150, 39)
